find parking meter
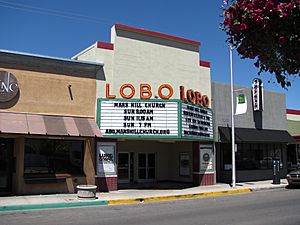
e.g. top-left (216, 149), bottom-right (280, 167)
top-left (272, 160), bottom-right (280, 184)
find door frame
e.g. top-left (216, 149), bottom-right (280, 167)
top-left (137, 152), bottom-right (156, 182)
top-left (0, 138), bottom-right (14, 195)
top-left (117, 152), bottom-right (131, 184)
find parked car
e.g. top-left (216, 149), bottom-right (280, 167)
top-left (286, 168), bottom-right (300, 186)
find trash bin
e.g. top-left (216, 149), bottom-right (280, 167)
top-left (272, 160), bottom-right (280, 184)
top-left (76, 185), bottom-right (97, 199)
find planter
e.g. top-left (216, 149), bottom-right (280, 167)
top-left (76, 185), bottom-right (97, 199)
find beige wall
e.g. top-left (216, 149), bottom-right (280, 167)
top-left (75, 25), bottom-right (211, 108)
top-left (11, 136), bottom-right (95, 195)
top-left (117, 140), bottom-right (193, 183)
top-left (73, 46), bottom-right (114, 106)
top-left (0, 68), bottom-right (96, 118)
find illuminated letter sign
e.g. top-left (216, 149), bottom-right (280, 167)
top-left (105, 83), bottom-right (210, 108)
top-left (180, 86), bottom-right (209, 108)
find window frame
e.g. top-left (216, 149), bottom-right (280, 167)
top-left (24, 137), bottom-right (85, 176)
top-left (221, 143), bottom-right (284, 171)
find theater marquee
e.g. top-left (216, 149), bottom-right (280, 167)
top-left (97, 99), bottom-right (213, 140)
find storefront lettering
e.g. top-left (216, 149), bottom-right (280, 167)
top-left (105, 128), bottom-right (171, 135)
top-left (180, 86), bottom-right (209, 108)
top-left (181, 102), bottom-right (213, 139)
top-left (0, 71), bottom-right (19, 102)
top-left (106, 83), bottom-right (173, 100)
top-left (106, 83), bottom-right (210, 108)
top-left (0, 82), bottom-right (18, 93)
top-left (99, 153), bottom-right (113, 162)
top-left (100, 100), bottom-right (178, 137)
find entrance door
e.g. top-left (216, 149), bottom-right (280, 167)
top-left (138, 153), bottom-right (155, 181)
top-left (118, 152), bottom-right (130, 183)
top-left (0, 138), bottom-right (14, 195)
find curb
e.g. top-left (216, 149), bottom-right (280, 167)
top-left (249, 184), bottom-right (287, 192)
top-left (0, 200), bottom-right (108, 212)
top-left (1, 187), bottom-right (272, 212)
top-left (108, 188), bottom-right (252, 205)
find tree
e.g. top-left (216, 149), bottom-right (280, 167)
top-left (221, 0), bottom-right (300, 88)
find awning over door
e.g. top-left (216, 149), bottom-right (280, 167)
top-left (219, 126), bottom-right (295, 143)
top-left (0, 112), bottom-right (101, 137)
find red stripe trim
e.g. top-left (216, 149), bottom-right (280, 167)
top-left (287, 109), bottom-right (300, 115)
top-left (115, 24), bottom-right (200, 46)
top-left (97, 41), bottom-right (114, 50)
top-left (200, 60), bottom-right (211, 68)
top-left (294, 136), bottom-right (300, 141)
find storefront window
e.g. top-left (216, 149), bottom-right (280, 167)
top-left (222, 143), bottom-right (283, 170)
top-left (221, 144), bottom-right (232, 170)
top-left (24, 139), bottom-right (83, 175)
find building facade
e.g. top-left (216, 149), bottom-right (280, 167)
top-left (0, 50), bottom-right (103, 195)
top-left (212, 82), bottom-right (294, 183)
top-left (286, 109), bottom-right (300, 171)
top-left (2, 24), bottom-right (295, 196)
top-left (74, 24), bottom-right (214, 191)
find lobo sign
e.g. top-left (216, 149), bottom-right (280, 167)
top-left (0, 71), bottom-right (19, 102)
top-left (106, 83), bottom-right (210, 108)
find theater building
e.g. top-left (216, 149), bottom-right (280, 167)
top-left (0, 50), bottom-right (103, 196)
top-left (286, 109), bottom-right (300, 171)
top-left (212, 82), bottom-right (295, 183)
top-left (73, 24), bottom-right (214, 191)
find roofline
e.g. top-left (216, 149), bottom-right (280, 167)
top-left (212, 82), bottom-right (285, 95)
top-left (0, 49), bottom-right (104, 66)
top-left (294, 135), bottom-right (300, 141)
top-left (72, 43), bottom-right (97, 60)
top-left (200, 60), bottom-right (211, 68)
top-left (115, 24), bottom-right (201, 46)
top-left (96, 41), bottom-right (114, 50)
top-left (287, 109), bottom-right (300, 115)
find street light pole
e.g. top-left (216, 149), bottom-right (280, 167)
top-left (229, 45), bottom-right (236, 188)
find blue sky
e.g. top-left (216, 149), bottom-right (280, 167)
top-left (0, 0), bottom-right (299, 109)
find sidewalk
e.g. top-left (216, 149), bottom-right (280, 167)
top-left (0, 179), bottom-right (288, 212)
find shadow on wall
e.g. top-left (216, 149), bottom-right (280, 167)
top-left (253, 111), bottom-right (263, 130)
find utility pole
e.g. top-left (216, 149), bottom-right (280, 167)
top-left (229, 45), bottom-right (236, 188)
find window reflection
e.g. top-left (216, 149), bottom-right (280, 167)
top-left (222, 143), bottom-right (283, 170)
top-left (24, 139), bottom-right (83, 175)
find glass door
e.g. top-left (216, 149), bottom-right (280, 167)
top-left (0, 138), bottom-right (14, 195)
top-left (118, 152), bottom-right (130, 183)
top-left (138, 153), bottom-right (155, 181)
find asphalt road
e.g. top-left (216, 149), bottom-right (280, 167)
top-left (1, 188), bottom-right (300, 225)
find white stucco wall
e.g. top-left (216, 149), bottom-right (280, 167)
top-left (287, 114), bottom-right (300, 121)
top-left (74, 25), bottom-right (211, 107)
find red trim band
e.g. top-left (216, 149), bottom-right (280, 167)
top-left (115, 24), bottom-right (200, 46)
top-left (97, 41), bottom-right (114, 50)
top-left (294, 136), bottom-right (300, 141)
top-left (200, 60), bottom-right (211, 68)
top-left (287, 109), bottom-right (300, 115)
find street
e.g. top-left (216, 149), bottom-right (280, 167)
top-left (0, 188), bottom-right (299, 225)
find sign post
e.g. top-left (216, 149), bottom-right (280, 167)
top-left (229, 46), bottom-right (236, 188)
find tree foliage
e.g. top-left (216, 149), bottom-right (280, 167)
top-left (221, 0), bottom-right (300, 88)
